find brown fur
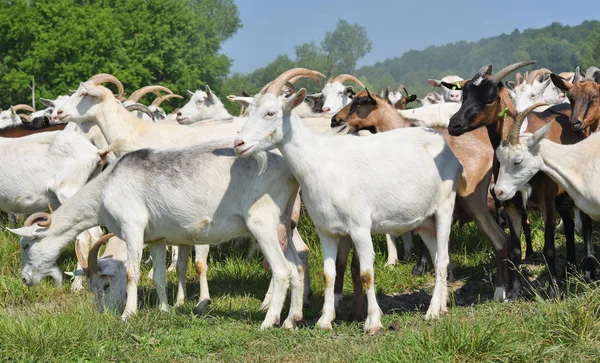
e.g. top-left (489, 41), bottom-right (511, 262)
top-left (0, 124), bottom-right (66, 138)
top-left (555, 79), bottom-right (600, 135)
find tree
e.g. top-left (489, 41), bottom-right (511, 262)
top-left (321, 19), bottom-right (372, 74)
top-left (0, 0), bottom-right (240, 109)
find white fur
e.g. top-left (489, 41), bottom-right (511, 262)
top-left (235, 90), bottom-right (462, 333)
top-left (428, 75), bottom-right (463, 103)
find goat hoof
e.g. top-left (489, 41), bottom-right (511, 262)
top-left (316, 316), bottom-right (333, 330)
top-left (412, 263), bottom-right (427, 276)
top-left (385, 259), bottom-right (398, 267)
top-left (195, 299), bottom-right (211, 313)
top-left (282, 317), bottom-right (297, 330)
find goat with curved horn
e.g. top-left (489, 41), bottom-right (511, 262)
top-left (124, 104), bottom-right (156, 121)
top-left (128, 85), bottom-right (175, 103)
top-left (24, 211), bottom-right (51, 227)
top-left (584, 66), bottom-right (600, 81)
top-left (505, 103), bottom-right (548, 145)
top-left (12, 104), bottom-right (35, 113)
top-left (333, 74), bottom-right (365, 88)
top-left (526, 68), bottom-right (551, 84)
top-left (151, 93), bottom-right (183, 107)
top-left (87, 233), bottom-right (115, 277)
top-left (88, 74), bottom-right (125, 100)
top-left (261, 68), bottom-right (322, 96)
top-left (489, 61), bottom-right (537, 84)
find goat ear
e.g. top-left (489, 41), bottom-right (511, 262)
top-left (440, 81), bottom-right (457, 90)
top-left (10, 106), bottom-right (17, 117)
top-left (7, 225), bottom-right (41, 238)
top-left (283, 88), bottom-right (306, 112)
top-left (187, 90), bottom-right (194, 97)
top-left (39, 98), bottom-right (54, 108)
top-left (539, 77), bottom-right (552, 92)
top-left (344, 86), bottom-right (355, 96)
top-left (550, 74), bottom-right (573, 92)
top-left (527, 121), bottom-right (553, 147)
top-left (406, 94), bottom-right (417, 102)
top-left (81, 82), bottom-right (105, 99)
top-left (427, 79), bottom-right (441, 88)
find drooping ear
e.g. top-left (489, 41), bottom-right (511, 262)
top-left (440, 81), bottom-right (459, 90)
top-left (427, 79), bottom-right (441, 88)
top-left (344, 86), bottom-right (356, 97)
top-left (406, 94), bottom-right (417, 103)
top-left (550, 74), bottom-right (573, 92)
top-left (81, 82), bottom-right (105, 99)
top-left (187, 90), bottom-right (195, 96)
top-left (365, 88), bottom-right (377, 105)
top-left (39, 98), bottom-right (55, 108)
top-left (527, 120), bottom-right (553, 147)
top-left (283, 88), bottom-right (307, 112)
top-left (205, 85), bottom-right (213, 101)
top-left (7, 225), bottom-right (41, 238)
top-left (226, 95), bottom-right (252, 108)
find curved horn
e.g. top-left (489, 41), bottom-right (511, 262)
top-left (23, 212), bottom-right (51, 227)
top-left (584, 66), bottom-right (600, 81)
top-left (263, 68), bottom-right (322, 96)
top-left (558, 72), bottom-right (575, 82)
top-left (75, 238), bottom-right (88, 269)
top-left (289, 71), bottom-right (325, 84)
top-left (489, 61), bottom-right (537, 84)
top-left (17, 113), bottom-right (30, 121)
top-left (88, 73), bottom-right (125, 99)
top-left (127, 85), bottom-right (174, 103)
top-left (151, 93), bottom-right (183, 107)
top-left (12, 104), bottom-right (35, 113)
top-left (526, 68), bottom-right (551, 84)
top-left (333, 74), bottom-right (366, 88)
top-left (88, 233), bottom-right (115, 276)
top-left (397, 84), bottom-right (408, 95)
top-left (506, 102), bottom-right (548, 145)
top-left (124, 104), bottom-right (155, 121)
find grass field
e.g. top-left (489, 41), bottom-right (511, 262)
top-left (1, 210), bottom-right (600, 362)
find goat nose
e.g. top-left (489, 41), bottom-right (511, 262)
top-left (495, 188), bottom-right (504, 198)
top-left (177, 111), bottom-right (182, 117)
top-left (322, 106), bottom-right (330, 113)
top-left (234, 139), bottom-right (245, 149)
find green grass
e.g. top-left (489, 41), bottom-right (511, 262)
top-left (1, 211), bottom-right (599, 362)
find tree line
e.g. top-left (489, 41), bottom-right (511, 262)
top-left (1, 1), bottom-right (599, 115)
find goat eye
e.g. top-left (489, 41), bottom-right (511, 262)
top-left (266, 110), bottom-right (275, 117)
top-left (514, 160), bottom-right (523, 166)
top-left (103, 283), bottom-right (110, 291)
top-left (22, 244), bottom-right (30, 250)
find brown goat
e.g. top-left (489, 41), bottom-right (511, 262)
top-left (448, 62), bottom-right (592, 288)
top-left (551, 76), bottom-right (600, 136)
top-left (331, 89), bottom-right (511, 319)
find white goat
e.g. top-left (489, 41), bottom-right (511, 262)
top-left (0, 104), bottom-right (35, 128)
top-left (428, 75), bottom-right (463, 103)
top-left (320, 74), bottom-right (365, 114)
top-left (9, 138), bottom-right (305, 330)
top-left (510, 69), bottom-right (568, 112)
top-left (0, 129), bottom-right (105, 285)
top-left (176, 85), bottom-right (238, 125)
top-left (56, 74), bottom-right (311, 308)
top-left (234, 68), bottom-right (462, 334)
top-left (398, 102), bottom-right (461, 128)
top-left (420, 91), bottom-right (443, 106)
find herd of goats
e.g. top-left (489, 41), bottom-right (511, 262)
top-left (2, 59), bottom-right (600, 334)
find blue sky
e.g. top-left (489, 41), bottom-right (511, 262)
top-left (221, 0), bottom-right (599, 74)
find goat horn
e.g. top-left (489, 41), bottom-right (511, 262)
top-left (489, 61), bottom-right (537, 84)
top-left (17, 113), bottom-right (30, 121)
top-left (289, 71), bottom-right (325, 84)
top-left (12, 104), bottom-right (35, 113)
top-left (75, 238), bottom-right (88, 270)
top-left (88, 73), bottom-right (125, 99)
top-left (333, 74), bottom-right (365, 88)
top-left (23, 212), bottom-right (51, 227)
top-left (263, 68), bottom-right (322, 96)
top-left (127, 85), bottom-right (174, 103)
top-left (584, 66), bottom-right (600, 81)
top-left (506, 103), bottom-right (548, 145)
top-left (88, 233), bottom-right (115, 276)
top-left (526, 68), bottom-right (551, 84)
top-left (151, 93), bottom-right (183, 107)
top-left (124, 104), bottom-right (155, 121)
top-left (573, 66), bottom-right (583, 82)
top-left (259, 81), bottom-right (297, 95)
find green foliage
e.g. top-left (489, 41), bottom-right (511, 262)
top-left (357, 21), bottom-right (600, 98)
top-left (0, 0), bottom-right (240, 110)
top-left (322, 19), bottom-right (372, 75)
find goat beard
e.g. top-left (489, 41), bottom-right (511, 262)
top-left (253, 150), bottom-right (268, 176)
